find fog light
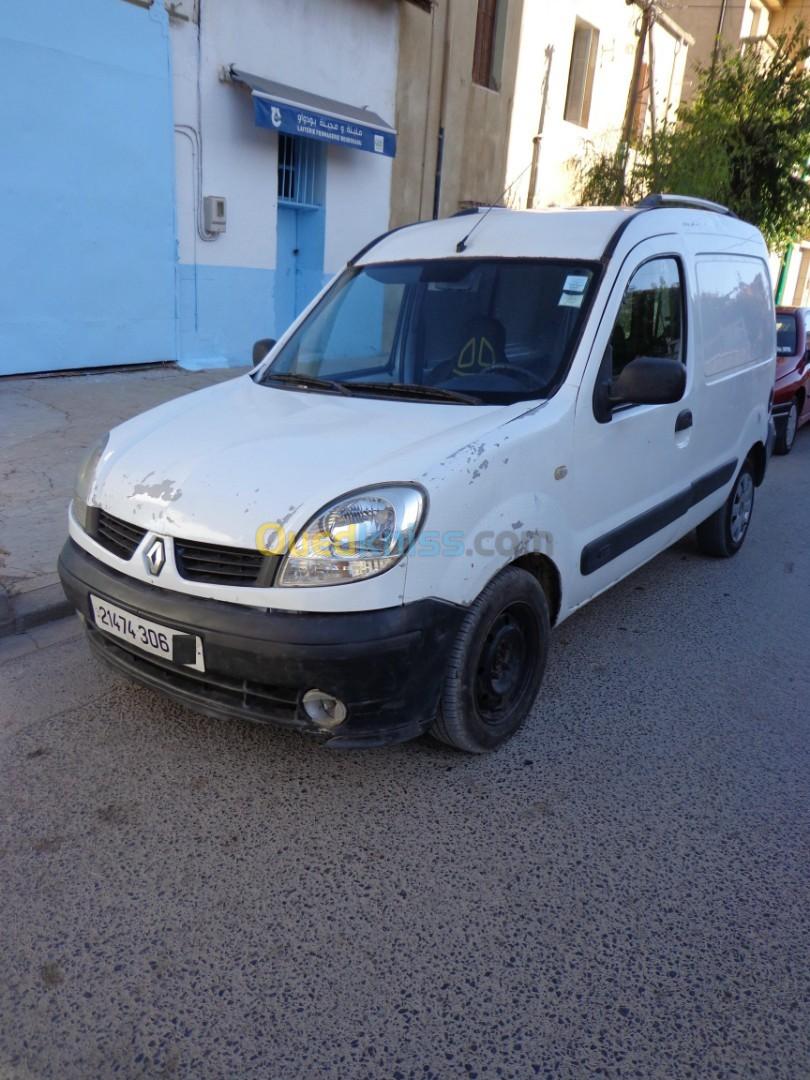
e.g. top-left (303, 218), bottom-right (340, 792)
top-left (302, 689), bottom-right (347, 729)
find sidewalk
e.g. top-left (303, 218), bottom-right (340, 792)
top-left (0, 364), bottom-right (249, 637)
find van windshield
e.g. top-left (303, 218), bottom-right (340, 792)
top-left (258, 259), bottom-right (597, 404)
top-left (776, 313), bottom-right (797, 356)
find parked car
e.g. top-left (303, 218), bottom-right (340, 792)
top-left (773, 306), bottom-right (810, 454)
top-left (59, 195), bottom-right (776, 753)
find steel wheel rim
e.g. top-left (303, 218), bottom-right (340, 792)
top-left (474, 602), bottom-right (538, 726)
top-left (786, 402), bottom-right (798, 447)
top-left (730, 472), bottom-right (754, 544)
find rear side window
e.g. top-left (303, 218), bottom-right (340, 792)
top-left (696, 257), bottom-right (774, 377)
top-left (776, 313), bottom-right (797, 356)
top-left (610, 257), bottom-right (683, 379)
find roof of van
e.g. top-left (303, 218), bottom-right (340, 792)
top-left (353, 205), bottom-right (762, 266)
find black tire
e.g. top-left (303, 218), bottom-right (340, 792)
top-left (430, 566), bottom-right (550, 753)
top-left (774, 398), bottom-right (799, 455)
top-left (695, 460), bottom-right (756, 558)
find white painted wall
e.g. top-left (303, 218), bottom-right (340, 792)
top-left (170, 0), bottom-right (399, 275)
top-left (506, 2), bottom-right (690, 209)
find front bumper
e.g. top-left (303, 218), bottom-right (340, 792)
top-left (772, 373), bottom-right (801, 437)
top-left (58, 539), bottom-right (465, 748)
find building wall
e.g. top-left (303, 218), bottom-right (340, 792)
top-left (390, 0), bottom-right (524, 228)
top-left (674, 0), bottom-right (806, 99)
top-left (0, 0), bottom-right (177, 376)
top-left (505, 2), bottom-right (690, 209)
top-left (781, 243), bottom-right (810, 306)
top-left (770, 0), bottom-right (810, 36)
top-left (675, 1), bottom-right (749, 98)
top-left (441, 0), bottom-right (525, 214)
top-left (171, 0), bottom-right (398, 368)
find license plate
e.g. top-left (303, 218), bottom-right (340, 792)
top-left (90, 595), bottom-right (205, 672)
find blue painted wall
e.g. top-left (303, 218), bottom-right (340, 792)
top-left (176, 264), bottom-right (276, 369)
top-left (0, 0), bottom-right (176, 376)
top-left (176, 264), bottom-right (332, 371)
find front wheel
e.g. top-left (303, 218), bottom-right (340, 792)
top-left (696, 460), bottom-right (755, 558)
top-left (774, 399), bottom-right (799, 455)
top-left (430, 566), bottom-right (550, 753)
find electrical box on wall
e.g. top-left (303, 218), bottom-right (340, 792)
top-left (203, 196), bottom-right (227, 234)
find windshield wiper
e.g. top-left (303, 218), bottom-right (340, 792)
top-left (351, 382), bottom-right (482, 405)
top-left (260, 372), bottom-right (481, 404)
top-left (260, 371), bottom-right (353, 396)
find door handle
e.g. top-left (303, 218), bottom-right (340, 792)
top-left (675, 409), bottom-right (693, 433)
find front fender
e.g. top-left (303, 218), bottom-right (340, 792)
top-left (403, 402), bottom-right (576, 611)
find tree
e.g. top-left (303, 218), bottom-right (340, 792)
top-left (576, 25), bottom-right (810, 252)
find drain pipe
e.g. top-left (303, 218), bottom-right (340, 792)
top-left (432, 0), bottom-right (452, 219)
top-left (527, 45), bottom-right (554, 209)
top-left (711, 0), bottom-right (730, 74)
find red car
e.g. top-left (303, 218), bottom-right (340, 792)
top-left (774, 306), bottom-right (810, 454)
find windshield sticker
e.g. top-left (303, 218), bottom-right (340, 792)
top-left (559, 291), bottom-right (585, 308)
top-left (562, 274), bottom-right (589, 294)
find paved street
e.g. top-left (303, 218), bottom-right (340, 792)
top-left (1, 437), bottom-right (809, 1080)
top-left (0, 366), bottom-right (247, 634)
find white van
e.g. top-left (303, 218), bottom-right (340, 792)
top-left (59, 196), bottom-right (776, 752)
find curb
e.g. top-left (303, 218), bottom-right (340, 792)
top-left (0, 583), bottom-right (74, 639)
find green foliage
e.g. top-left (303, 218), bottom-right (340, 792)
top-left (576, 25), bottom-right (810, 251)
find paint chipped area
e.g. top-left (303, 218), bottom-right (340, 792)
top-left (128, 474), bottom-right (183, 503)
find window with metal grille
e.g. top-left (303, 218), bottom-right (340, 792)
top-left (472, 0), bottom-right (507, 90)
top-left (564, 19), bottom-right (599, 128)
top-left (277, 135), bottom-right (325, 209)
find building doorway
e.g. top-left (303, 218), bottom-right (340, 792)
top-left (275, 135), bottom-right (326, 334)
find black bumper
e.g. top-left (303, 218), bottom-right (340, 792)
top-left (767, 414), bottom-right (777, 454)
top-left (771, 403), bottom-right (789, 438)
top-left (58, 539), bottom-right (465, 748)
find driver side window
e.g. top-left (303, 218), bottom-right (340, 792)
top-left (611, 258), bottom-right (684, 379)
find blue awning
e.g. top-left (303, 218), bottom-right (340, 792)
top-left (231, 68), bottom-right (397, 159)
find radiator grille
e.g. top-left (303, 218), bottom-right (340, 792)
top-left (90, 511), bottom-right (276, 585)
top-left (174, 537), bottom-right (275, 586)
top-left (95, 510), bottom-right (147, 560)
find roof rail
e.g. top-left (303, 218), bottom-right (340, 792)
top-left (635, 194), bottom-right (738, 219)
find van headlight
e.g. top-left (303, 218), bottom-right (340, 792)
top-left (277, 485), bottom-right (426, 587)
top-left (72, 432), bottom-right (109, 531)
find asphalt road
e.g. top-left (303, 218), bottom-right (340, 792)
top-left (2, 437), bottom-right (809, 1080)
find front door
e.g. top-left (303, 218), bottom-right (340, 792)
top-left (568, 239), bottom-right (696, 609)
top-left (275, 204), bottom-right (298, 334)
top-left (275, 136), bottom-right (326, 336)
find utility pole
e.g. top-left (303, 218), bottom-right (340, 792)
top-left (647, 4), bottom-right (658, 177)
top-left (621, 0), bottom-right (652, 152)
top-left (617, 0), bottom-right (656, 200)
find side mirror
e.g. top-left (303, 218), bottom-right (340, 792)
top-left (610, 355), bottom-right (685, 408)
top-left (252, 338), bottom-right (277, 364)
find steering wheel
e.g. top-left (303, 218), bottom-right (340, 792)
top-left (485, 363), bottom-right (541, 387)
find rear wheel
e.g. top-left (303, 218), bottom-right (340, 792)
top-left (696, 460), bottom-right (755, 558)
top-left (775, 398), bottom-right (799, 455)
top-left (431, 566), bottom-right (550, 753)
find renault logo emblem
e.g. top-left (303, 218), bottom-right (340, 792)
top-left (144, 538), bottom-right (166, 577)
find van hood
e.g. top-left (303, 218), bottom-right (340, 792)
top-left (92, 374), bottom-right (517, 548)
